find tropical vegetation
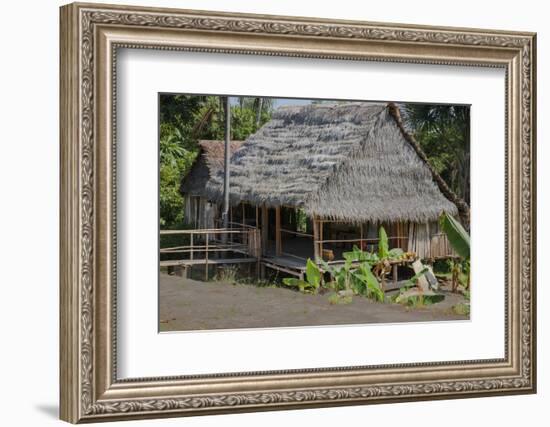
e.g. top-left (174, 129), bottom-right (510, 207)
top-left (159, 95), bottom-right (273, 227)
top-left (404, 104), bottom-right (470, 205)
top-left (440, 211), bottom-right (471, 294)
top-left (282, 226), bottom-right (419, 304)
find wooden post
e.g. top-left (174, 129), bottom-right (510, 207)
top-left (229, 206), bottom-right (233, 245)
top-left (397, 222), bottom-right (402, 250)
top-left (195, 198), bottom-right (200, 229)
top-left (253, 228), bottom-right (261, 279)
top-left (242, 203), bottom-right (246, 245)
top-left (313, 215), bottom-right (320, 262)
top-left (259, 212), bottom-right (266, 277)
top-left (205, 232), bottom-right (209, 281)
top-left (275, 206), bottom-right (282, 256)
top-left (222, 96), bottom-right (231, 230)
top-left (360, 223), bottom-right (364, 251)
top-left (255, 206), bottom-right (259, 228)
top-left (319, 219), bottom-right (324, 260)
top-left (261, 205), bottom-right (268, 256)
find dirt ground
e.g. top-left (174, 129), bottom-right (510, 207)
top-left (159, 273), bottom-right (469, 332)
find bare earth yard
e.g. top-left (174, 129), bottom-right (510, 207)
top-left (159, 273), bottom-right (468, 331)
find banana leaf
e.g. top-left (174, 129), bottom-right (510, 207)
top-left (378, 226), bottom-right (389, 259)
top-left (353, 264), bottom-right (384, 302)
top-left (343, 245), bottom-right (379, 263)
top-left (388, 248), bottom-right (404, 259)
top-left (440, 212), bottom-right (470, 259)
top-left (282, 277), bottom-right (313, 293)
top-left (305, 258), bottom-right (321, 289)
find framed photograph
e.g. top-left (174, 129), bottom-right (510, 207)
top-left (60, 2), bottom-right (537, 423)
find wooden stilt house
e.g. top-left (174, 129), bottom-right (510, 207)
top-left (181, 103), bottom-right (467, 268)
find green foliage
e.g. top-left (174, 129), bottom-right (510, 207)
top-left (323, 228), bottom-right (416, 303)
top-left (343, 246), bottom-right (371, 263)
top-left (397, 293), bottom-right (445, 308)
top-left (282, 250), bottom-right (385, 303)
top-left (282, 259), bottom-right (322, 293)
top-left (378, 226), bottom-right (389, 259)
top-left (352, 263), bottom-right (385, 302)
top-left (215, 266), bottom-right (238, 284)
top-left (281, 277), bottom-right (315, 293)
top-left (280, 225), bottom-right (449, 309)
top-left (305, 258), bottom-right (322, 289)
top-left (328, 293), bottom-right (353, 305)
top-left (440, 211), bottom-right (470, 291)
top-left (319, 245), bottom-right (386, 302)
top-left (388, 248), bottom-right (404, 258)
top-left (295, 209), bottom-right (308, 233)
top-left (318, 257), bottom-right (354, 292)
top-left (440, 212), bottom-right (470, 259)
top-left (446, 258), bottom-right (470, 291)
top-left (160, 157), bottom-right (191, 227)
top-left (391, 265), bottom-right (443, 306)
top-left (452, 302), bottom-right (470, 316)
top-left (404, 104), bottom-right (470, 204)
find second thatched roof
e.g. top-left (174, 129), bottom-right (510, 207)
top-left (196, 102), bottom-right (459, 223)
top-left (180, 140), bottom-right (243, 197)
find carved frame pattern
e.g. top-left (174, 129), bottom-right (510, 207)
top-left (60, 2), bottom-right (536, 423)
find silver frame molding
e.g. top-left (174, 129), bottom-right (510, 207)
top-left (60, 2), bottom-right (536, 423)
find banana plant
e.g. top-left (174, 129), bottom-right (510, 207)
top-left (318, 252), bottom-right (385, 302)
top-left (440, 212), bottom-right (470, 259)
top-left (282, 258), bottom-right (321, 293)
top-left (352, 262), bottom-right (385, 302)
top-left (317, 257), bottom-right (354, 292)
top-left (284, 226), bottom-right (416, 303)
top-left (440, 212), bottom-right (471, 291)
top-left (343, 227), bottom-right (409, 264)
top-left (378, 226), bottom-right (389, 258)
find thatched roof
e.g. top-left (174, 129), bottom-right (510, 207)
top-left (180, 140), bottom-right (243, 197)
top-left (189, 103), bottom-right (459, 223)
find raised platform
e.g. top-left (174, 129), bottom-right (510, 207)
top-left (160, 258), bottom-right (257, 268)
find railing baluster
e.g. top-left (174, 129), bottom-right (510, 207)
top-left (205, 232), bottom-right (209, 281)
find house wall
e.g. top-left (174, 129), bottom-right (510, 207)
top-left (184, 197), bottom-right (454, 260)
top-left (313, 218), bottom-right (454, 261)
top-left (183, 195), bottom-right (195, 226)
top-left (408, 221), bottom-right (455, 259)
top-left (183, 195), bottom-right (218, 230)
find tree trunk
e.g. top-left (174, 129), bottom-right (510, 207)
top-left (463, 113), bottom-right (471, 205)
top-left (255, 97), bottom-right (263, 129)
top-left (388, 103), bottom-right (471, 229)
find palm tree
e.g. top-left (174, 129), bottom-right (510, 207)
top-left (255, 97), bottom-right (263, 128)
top-left (403, 104), bottom-right (470, 205)
top-left (160, 128), bottom-right (186, 166)
top-left (253, 97), bottom-right (274, 130)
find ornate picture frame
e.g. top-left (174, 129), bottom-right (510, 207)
top-left (60, 2), bottom-right (536, 423)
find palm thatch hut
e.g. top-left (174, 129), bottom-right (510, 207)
top-left (181, 103), bottom-right (467, 265)
top-left (181, 140), bottom-right (243, 229)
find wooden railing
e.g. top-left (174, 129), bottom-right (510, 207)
top-left (160, 228), bottom-right (261, 260)
top-left (160, 227), bottom-right (261, 280)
